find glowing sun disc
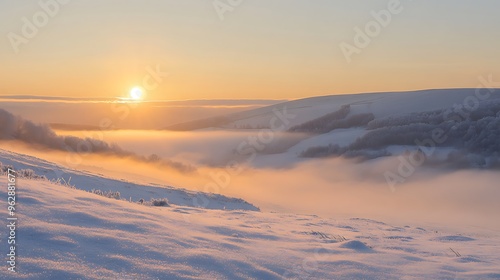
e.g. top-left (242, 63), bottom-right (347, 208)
top-left (130, 87), bottom-right (143, 100)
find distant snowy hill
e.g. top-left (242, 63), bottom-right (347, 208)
top-left (166, 89), bottom-right (500, 130)
top-left (165, 89), bottom-right (500, 169)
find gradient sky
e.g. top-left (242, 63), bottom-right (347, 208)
top-left (1, 0), bottom-right (499, 100)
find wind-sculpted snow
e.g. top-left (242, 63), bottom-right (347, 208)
top-left (1, 175), bottom-right (499, 279)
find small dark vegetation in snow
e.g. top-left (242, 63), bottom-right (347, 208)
top-left (0, 162), bottom-right (13, 174)
top-left (18, 169), bottom-right (48, 180)
top-left (91, 189), bottom-right (121, 200)
top-left (150, 198), bottom-right (170, 207)
top-left (137, 198), bottom-right (170, 207)
top-left (0, 162), bottom-right (48, 180)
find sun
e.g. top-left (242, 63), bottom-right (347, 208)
top-left (129, 87), bottom-right (144, 100)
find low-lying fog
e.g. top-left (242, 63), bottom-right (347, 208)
top-left (4, 128), bottom-right (500, 232)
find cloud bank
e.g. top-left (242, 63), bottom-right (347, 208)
top-left (0, 109), bottom-right (194, 172)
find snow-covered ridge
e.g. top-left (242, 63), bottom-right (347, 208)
top-left (166, 89), bottom-right (500, 131)
top-left (162, 88), bottom-right (500, 169)
top-left (0, 149), bottom-right (258, 211)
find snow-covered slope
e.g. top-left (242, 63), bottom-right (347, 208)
top-left (1, 175), bottom-right (500, 279)
top-left (0, 149), bottom-right (258, 211)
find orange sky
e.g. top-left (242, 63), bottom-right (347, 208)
top-left (1, 1), bottom-right (499, 100)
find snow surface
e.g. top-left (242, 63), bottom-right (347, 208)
top-left (1, 175), bottom-right (500, 279)
top-left (0, 149), bottom-right (258, 211)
